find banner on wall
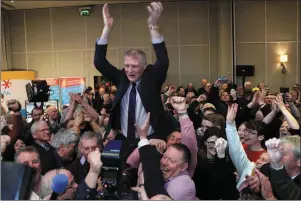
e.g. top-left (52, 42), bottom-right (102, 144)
top-left (36, 78), bottom-right (60, 101)
top-left (60, 77), bottom-right (85, 105)
top-left (1, 71), bottom-right (35, 116)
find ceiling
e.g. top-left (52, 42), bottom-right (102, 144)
top-left (1, 0), bottom-right (186, 10)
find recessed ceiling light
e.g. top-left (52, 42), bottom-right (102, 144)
top-left (11, 1), bottom-right (14, 2)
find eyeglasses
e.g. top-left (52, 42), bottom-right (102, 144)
top-left (245, 129), bottom-right (258, 135)
top-left (206, 140), bottom-right (216, 147)
top-left (32, 113), bottom-right (43, 117)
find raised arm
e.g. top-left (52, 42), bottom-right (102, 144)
top-left (147, 2), bottom-right (169, 85)
top-left (94, 3), bottom-right (121, 85)
top-left (275, 94), bottom-right (299, 130)
top-left (171, 97), bottom-right (198, 177)
top-left (225, 104), bottom-right (255, 190)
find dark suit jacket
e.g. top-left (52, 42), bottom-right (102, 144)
top-left (66, 158), bottom-right (90, 185)
top-left (31, 142), bottom-right (62, 175)
top-left (260, 163), bottom-right (301, 200)
top-left (139, 145), bottom-right (169, 198)
top-left (94, 42), bottom-right (169, 140)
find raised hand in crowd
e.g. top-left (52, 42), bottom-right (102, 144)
top-left (6, 99), bottom-right (21, 112)
top-left (265, 138), bottom-right (283, 169)
top-left (255, 169), bottom-right (277, 200)
top-left (135, 112), bottom-right (151, 140)
top-left (103, 3), bottom-right (114, 30)
top-left (197, 94), bottom-right (207, 103)
top-left (170, 96), bottom-right (187, 114)
top-left (85, 147), bottom-right (103, 189)
top-left (1, 135), bottom-right (11, 154)
top-left (226, 103), bottom-right (238, 123)
top-left (147, 2), bottom-right (163, 27)
top-left (131, 167), bottom-right (149, 200)
top-left (1, 116), bottom-right (8, 131)
top-left (149, 139), bottom-right (166, 154)
top-left (215, 137), bottom-right (227, 158)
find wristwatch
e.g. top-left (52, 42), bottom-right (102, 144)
top-left (149, 25), bottom-right (160, 30)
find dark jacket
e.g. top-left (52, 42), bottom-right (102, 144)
top-left (260, 163), bottom-right (301, 200)
top-left (94, 42), bottom-right (170, 140)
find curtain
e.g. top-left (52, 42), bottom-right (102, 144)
top-left (1, 9), bottom-right (11, 71)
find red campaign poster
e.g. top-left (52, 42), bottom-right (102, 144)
top-left (59, 77), bottom-right (85, 105)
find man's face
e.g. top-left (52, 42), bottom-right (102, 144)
top-left (99, 88), bottom-right (105, 95)
top-left (264, 95), bottom-right (276, 105)
top-left (61, 143), bottom-right (78, 162)
top-left (160, 147), bottom-right (187, 180)
top-left (124, 56), bottom-right (145, 82)
top-left (32, 109), bottom-right (43, 122)
top-left (205, 83), bottom-right (212, 93)
top-left (237, 86), bottom-right (244, 96)
top-left (188, 83), bottom-right (193, 89)
top-left (57, 169), bottom-right (78, 200)
top-left (281, 142), bottom-right (300, 170)
top-left (79, 138), bottom-right (99, 159)
top-left (17, 152), bottom-right (41, 182)
top-left (166, 132), bottom-right (181, 148)
top-left (179, 88), bottom-right (185, 97)
top-left (33, 122), bottom-right (51, 143)
top-left (201, 79), bottom-right (208, 87)
top-left (255, 152), bottom-right (270, 168)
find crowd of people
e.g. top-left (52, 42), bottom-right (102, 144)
top-left (1, 1), bottom-right (301, 200)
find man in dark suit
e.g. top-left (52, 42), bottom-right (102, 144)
top-left (30, 121), bottom-right (62, 175)
top-left (94, 2), bottom-right (170, 146)
top-left (258, 136), bottom-right (301, 200)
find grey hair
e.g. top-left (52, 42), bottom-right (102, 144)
top-left (79, 131), bottom-right (102, 146)
top-left (14, 146), bottom-right (40, 162)
top-left (124, 49), bottom-right (147, 67)
top-left (280, 135), bottom-right (301, 161)
top-left (51, 129), bottom-right (79, 150)
top-left (31, 120), bottom-right (47, 134)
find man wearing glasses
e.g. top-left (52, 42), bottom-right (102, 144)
top-left (31, 121), bottom-right (62, 175)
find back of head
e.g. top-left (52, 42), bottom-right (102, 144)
top-left (51, 129), bottom-right (79, 149)
top-left (203, 113), bottom-right (226, 129)
top-left (151, 194), bottom-right (172, 200)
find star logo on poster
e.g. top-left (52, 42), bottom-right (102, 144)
top-left (2, 80), bottom-right (12, 89)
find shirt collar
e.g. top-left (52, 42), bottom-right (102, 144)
top-left (80, 156), bottom-right (86, 165)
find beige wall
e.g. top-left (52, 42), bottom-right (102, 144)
top-left (7, 0), bottom-right (301, 91)
top-left (234, 0), bottom-right (300, 92)
top-left (8, 1), bottom-right (218, 88)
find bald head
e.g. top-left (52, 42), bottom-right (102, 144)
top-left (40, 168), bottom-right (77, 200)
top-left (151, 194), bottom-right (172, 200)
top-left (201, 79), bottom-right (208, 86)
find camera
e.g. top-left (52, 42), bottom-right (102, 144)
top-left (97, 140), bottom-right (122, 199)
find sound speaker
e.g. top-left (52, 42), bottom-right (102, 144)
top-left (236, 65), bottom-right (255, 77)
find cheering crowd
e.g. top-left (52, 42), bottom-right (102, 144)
top-left (1, 1), bottom-right (300, 200)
